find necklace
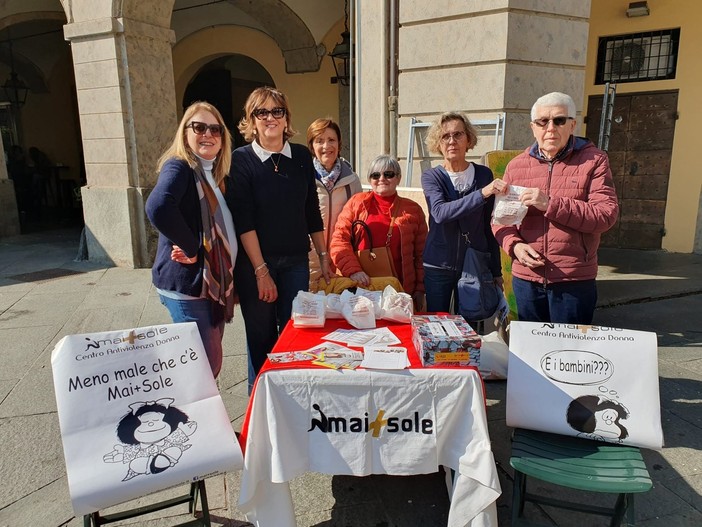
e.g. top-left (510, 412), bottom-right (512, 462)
top-left (271, 153), bottom-right (282, 172)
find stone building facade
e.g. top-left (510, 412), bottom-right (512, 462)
top-left (1, 0), bottom-right (700, 263)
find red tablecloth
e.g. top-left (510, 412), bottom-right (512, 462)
top-left (240, 318), bottom-right (483, 449)
top-left (268, 318), bottom-right (423, 370)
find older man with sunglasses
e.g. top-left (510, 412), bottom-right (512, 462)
top-left (492, 92), bottom-right (619, 324)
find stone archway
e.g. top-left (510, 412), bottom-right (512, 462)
top-left (61, 0), bottom-right (326, 266)
top-left (183, 54), bottom-right (275, 148)
top-left (0, 8), bottom-right (78, 235)
top-left (222, 0), bottom-right (322, 73)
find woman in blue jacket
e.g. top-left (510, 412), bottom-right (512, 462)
top-left (421, 112), bottom-right (506, 325)
top-left (146, 101), bottom-right (236, 378)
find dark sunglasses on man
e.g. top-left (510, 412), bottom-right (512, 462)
top-left (187, 121), bottom-right (224, 137)
top-left (253, 107), bottom-right (286, 120)
top-left (532, 116), bottom-right (574, 127)
top-left (369, 171), bottom-right (397, 181)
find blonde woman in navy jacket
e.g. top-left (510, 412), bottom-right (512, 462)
top-left (421, 112), bottom-right (506, 324)
top-left (146, 102), bottom-right (236, 378)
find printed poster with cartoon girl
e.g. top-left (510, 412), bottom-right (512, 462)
top-left (51, 322), bottom-right (243, 516)
top-left (506, 321), bottom-right (663, 450)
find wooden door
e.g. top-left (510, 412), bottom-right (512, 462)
top-left (586, 90), bottom-right (678, 249)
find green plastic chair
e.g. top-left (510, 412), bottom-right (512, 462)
top-left (510, 428), bottom-right (652, 526)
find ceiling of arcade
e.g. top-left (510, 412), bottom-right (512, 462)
top-left (60, 0), bottom-right (343, 72)
top-left (169, 0), bottom-right (342, 73)
top-left (0, 0), bottom-right (343, 97)
top-left (0, 4), bottom-right (67, 94)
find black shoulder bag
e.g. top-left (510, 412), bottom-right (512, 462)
top-left (457, 232), bottom-right (501, 322)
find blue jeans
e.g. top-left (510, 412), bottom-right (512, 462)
top-left (424, 266), bottom-right (460, 314)
top-left (512, 276), bottom-right (597, 324)
top-left (159, 295), bottom-right (224, 377)
top-left (237, 254), bottom-right (310, 392)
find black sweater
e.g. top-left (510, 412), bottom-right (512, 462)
top-left (228, 143), bottom-right (323, 260)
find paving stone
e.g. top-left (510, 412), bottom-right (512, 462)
top-left (2, 231), bottom-right (702, 526)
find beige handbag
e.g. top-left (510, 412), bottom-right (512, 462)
top-left (350, 202), bottom-right (400, 278)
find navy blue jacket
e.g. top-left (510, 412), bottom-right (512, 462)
top-left (146, 158), bottom-right (212, 296)
top-left (421, 163), bottom-right (502, 276)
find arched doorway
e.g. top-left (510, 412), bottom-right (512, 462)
top-left (0, 14), bottom-right (82, 234)
top-left (182, 54), bottom-right (274, 148)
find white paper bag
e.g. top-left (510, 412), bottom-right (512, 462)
top-left (292, 290), bottom-right (326, 327)
top-left (51, 322), bottom-right (243, 516)
top-left (506, 321), bottom-right (663, 450)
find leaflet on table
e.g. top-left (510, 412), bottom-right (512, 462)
top-left (267, 351), bottom-right (319, 364)
top-left (308, 342), bottom-right (363, 369)
top-left (267, 342), bottom-right (362, 369)
top-left (360, 346), bottom-right (410, 370)
top-left (322, 326), bottom-right (401, 347)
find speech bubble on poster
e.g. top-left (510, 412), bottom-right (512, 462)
top-left (506, 321), bottom-right (663, 450)
top-left (540, 350), bottom-right (614, 385)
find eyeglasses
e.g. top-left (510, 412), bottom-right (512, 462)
top-left (440, 131), bottom-right (466, 144)
top-left (532, 116), bottom-right (574, 127)
top-left (253, 107), bottom-right (286, 120)
top-left (187, 121), bottom-right (224, 137)
top-left (369, 171), bottom-right (397, 181)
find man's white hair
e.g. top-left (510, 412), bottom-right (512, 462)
top-left (531, 92), bottom-right (576, 120)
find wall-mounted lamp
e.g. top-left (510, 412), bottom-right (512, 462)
top-left (626, 1), bottom-right (650, 17)
top-left (1, 39), bottom-right (29, 107)
top-left (329, 0), bottom-right (351, 86)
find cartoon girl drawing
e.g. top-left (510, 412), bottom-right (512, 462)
top-left (103, 398), bottom-right (197, 481)
top-left (566, 394), bottom-right (629, 443)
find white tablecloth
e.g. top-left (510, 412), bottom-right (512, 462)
top-left (238, 367), bottom-right (501, 526)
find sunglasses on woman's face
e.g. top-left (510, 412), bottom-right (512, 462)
top-left (253, 107), bottom-right (286, 120)
top-left (187, 121), bottom-right (224, 137)
top-left (369, 171), bottom-right (397, 181)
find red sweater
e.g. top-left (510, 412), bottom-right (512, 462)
top-left (357, 193), bottom-right (404, 282)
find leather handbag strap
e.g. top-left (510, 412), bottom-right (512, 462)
top-left (351, 219), bottom-right (373, 251)
top-left (384, 197), bottom-right (401, 246)
top-left (351, 197), bottom-right (403, 249)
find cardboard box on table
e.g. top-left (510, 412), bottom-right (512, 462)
top-left (51, 322), bottom-right (243, 516)
top-left (411, 315), bottom-right (481, 367)
top-left (506, 321), bottom-right (663, 450)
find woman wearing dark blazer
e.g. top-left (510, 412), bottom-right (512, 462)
top-left (146, 101), bottom-right (236, 378)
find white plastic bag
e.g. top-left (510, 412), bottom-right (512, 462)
top-left (492, 184), bottom-right (528, 226)
top-left (325, 293), bottom-right (344, 319)
top-left (340, 290), bottom-right (376, 329)
top-left (356, 287), bottom-right (383, 317)
top-left (380, 285), bottom-right (413, 323)
top-left (478, 331), bottom-right (509, 380)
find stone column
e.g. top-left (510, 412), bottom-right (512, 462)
top-left (0, 137), bottom-right (21, 237)
top-left (501, 2), bottom-right (591, 148)
top-left (361, 0), bottom-right (591, 179)
top-left (64, 17), bottom-right (177, 267)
